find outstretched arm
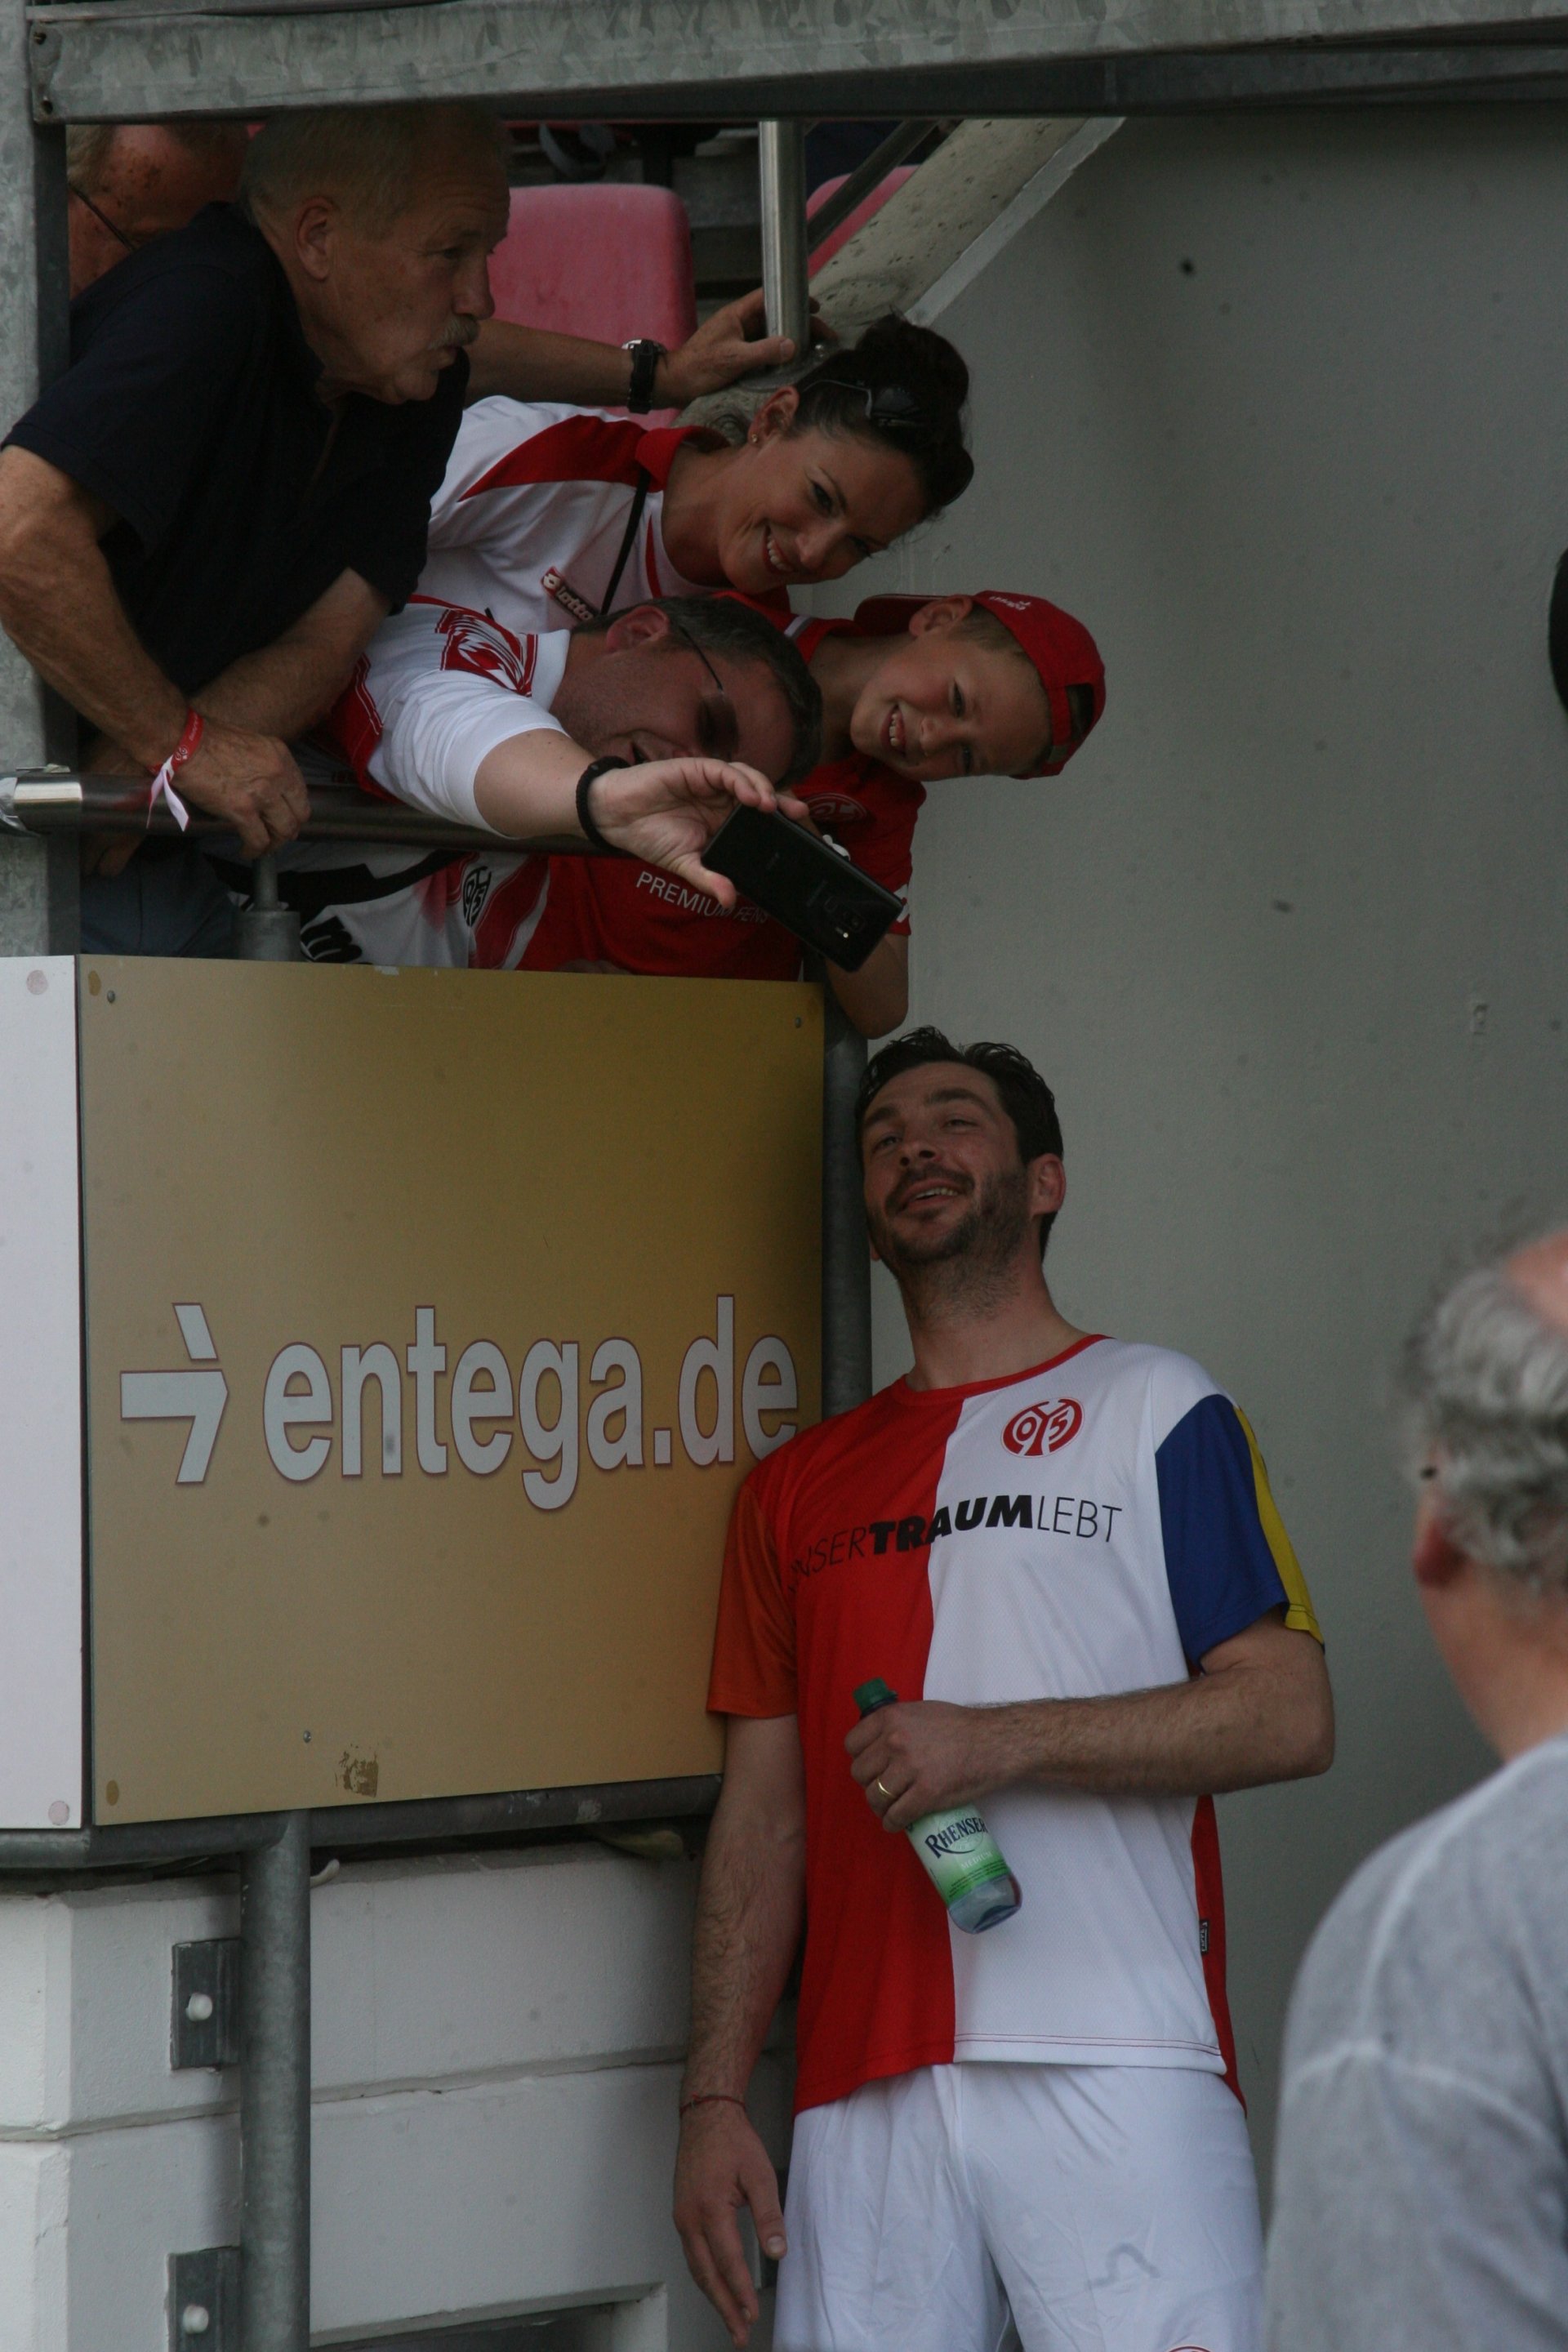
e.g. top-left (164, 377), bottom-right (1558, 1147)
top-left (473, 731), bottom-right (807, 905)
top-left (848, 1610), bottom-right (1334, 1829)
top-left (675, 1714), bottom-right (806, 2350)
top-left (466, 290), bottom-right (809, 410)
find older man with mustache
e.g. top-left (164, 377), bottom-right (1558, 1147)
top-left (0, 102), bottom-right (800, 955)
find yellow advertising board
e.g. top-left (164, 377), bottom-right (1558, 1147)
top-left (80, 960), bottom-right (822, 1824)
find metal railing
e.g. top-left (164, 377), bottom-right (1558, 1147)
top-left (1, 767), bottom-right (608, 964)
top-left (0, 768), bottom-right (581, 856)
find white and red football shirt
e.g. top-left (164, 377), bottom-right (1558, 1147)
top-left (709, 1336), bottom-right (1322, 2117)
top-left (328, 595), bottom-right (570, 828)
top-left (249, 598), bottom-right (563, 969)
top-left (420, 400), bottom-right (727, 636)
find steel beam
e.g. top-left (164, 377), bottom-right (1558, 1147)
top-left (0, 1773), bottom-right (722, 1876)
top-left (758, 120), bottom-right (809, 359)
top-left (26, 0), bottom-right (1568, 126)
top-left (239, 1812), bottom-right (311, 2352)
top-left (0, 0), bottom-right (70, 952)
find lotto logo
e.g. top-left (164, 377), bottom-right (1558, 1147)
top-left (1002, 1397), bottom-right (1083, 1455)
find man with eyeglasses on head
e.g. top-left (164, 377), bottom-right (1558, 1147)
top-left (66, 122), bottom-right (249, 298)
top-left (213, 591), bottom-right (822, 969)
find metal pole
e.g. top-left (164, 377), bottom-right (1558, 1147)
top-left (239, 1811), bottom-right (311, 2352)
top-left (0, 1), bottom-right (72, 956)
top-left (758, 119), bottom-right (810, 356)
top-left (821, 995), bottom-right (872, 1419)
top-left (234, 850), bottom-right (301, 961)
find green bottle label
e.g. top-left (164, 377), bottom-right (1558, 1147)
top-left (909, 1806), bottom-right (1013, 1906)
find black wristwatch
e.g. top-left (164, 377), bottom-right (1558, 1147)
top-left (576, 755), bottom-right (630, 854)
top-left (622, 337), bottom-right (666, 413)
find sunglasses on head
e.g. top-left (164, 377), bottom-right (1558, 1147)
top-left (813, 380), bottom-right (926, 430)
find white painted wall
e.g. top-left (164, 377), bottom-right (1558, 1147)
top-left (817, 102), bottom-right (1568, 2190)
top-left (0, 1848), bottom-right (786, 2348)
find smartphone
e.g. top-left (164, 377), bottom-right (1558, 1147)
top-left (702, 805), bottom-right (902, 972)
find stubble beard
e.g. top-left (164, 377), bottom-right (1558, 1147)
top-left (868, 1164), bottom-right (1037, 1321)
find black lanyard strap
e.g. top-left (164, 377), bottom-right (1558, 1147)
top-left (599, 469), bottom-right (652, 617)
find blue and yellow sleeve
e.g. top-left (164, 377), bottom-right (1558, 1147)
top-left (1155, 1393), bottom-right (1322, 1664)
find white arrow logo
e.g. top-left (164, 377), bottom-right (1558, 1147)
top-left (120, 1304), bottom-right (229, 1485)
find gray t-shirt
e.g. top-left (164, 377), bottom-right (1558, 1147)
top-left (1265, 1732), bottom-right (1568, 2350)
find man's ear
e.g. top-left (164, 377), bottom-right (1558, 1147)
top-left (601, 605), bottom-right (674, 653)
top-left (1412, 1491), bottom-right (1468, 1590)
top-left (749, 386), bottom-right (799, 443)
top-left (290, 196), bottom-right (341, 285)
top-left (907, 596), bottom-right (976, 639)
top-left (1027, 1152), bottom-right (1066, 1223)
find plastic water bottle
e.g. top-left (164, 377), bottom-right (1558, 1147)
top-left (853, 1678), bottom-right (1022, 1934)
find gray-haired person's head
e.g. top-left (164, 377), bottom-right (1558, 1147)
top-left (240, 105), bottom-right (506, 236)
top-left (1401, 1243), bottom-right (1568, 1599)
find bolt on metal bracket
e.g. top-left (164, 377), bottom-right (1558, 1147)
top-left (169, 2247), bottom-right (238, 2351)
top-left (172, 1938), bottom-right (240, 2069)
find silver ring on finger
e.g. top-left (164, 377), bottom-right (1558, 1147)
top-left (875, 1778), bottom-right (893, 1799)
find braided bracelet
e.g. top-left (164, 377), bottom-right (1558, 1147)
top-left (679, 2092), bottom-right (748, 2118)
top-left (574, 755), bottom-right (630, 855)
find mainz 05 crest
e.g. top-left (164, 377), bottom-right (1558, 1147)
top-left (1002, 1397), bottom-right (1083, 1455)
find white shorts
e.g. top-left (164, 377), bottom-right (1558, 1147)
top-left (774, 2062), bottom-right (1263, 2352)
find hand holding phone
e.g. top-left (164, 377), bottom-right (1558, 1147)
top-left (702, 805), bottom-right (902, 972)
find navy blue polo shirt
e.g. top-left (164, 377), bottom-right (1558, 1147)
top-left (5, 203), bottom-right (467, 696)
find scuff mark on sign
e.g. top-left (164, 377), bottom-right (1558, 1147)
top-left (337, 1748), bottom-right (379, 1798)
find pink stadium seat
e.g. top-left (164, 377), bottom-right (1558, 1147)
top-left (808, 167), bottom-right (918, 272)
top-left (487, 184), bottom-right (698, 353)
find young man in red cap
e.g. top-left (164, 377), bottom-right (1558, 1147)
top-left (675, 1029), bottom-right (1333, 2352)
top-left (519, 587), bottom-right (1105, 1035)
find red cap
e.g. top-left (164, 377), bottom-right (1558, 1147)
top-left (853, 591), bottom-right (1107, 777)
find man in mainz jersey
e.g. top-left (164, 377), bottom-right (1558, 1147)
top-left (674, 1027), bottom-right (1335, 2352)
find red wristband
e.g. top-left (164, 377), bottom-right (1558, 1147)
top-left (679, 2092), bottom-right (747, 2119)
top-left (147, 707), bottom-right (204, 832)
top-left (168, 708), bottom-right (204, 772)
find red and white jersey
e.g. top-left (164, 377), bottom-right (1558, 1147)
top-left (420, 400), bottom-right (717, 637)
top-left (710, 1336), bottom-right (1322, 2116)
top-left (328, 595), bottom-right (570, 830)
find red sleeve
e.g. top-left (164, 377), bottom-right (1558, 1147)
top-left (708, 1469), bottom-right (797, 1716)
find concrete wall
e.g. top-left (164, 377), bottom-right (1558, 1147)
top-left (0, 1847), bottom-right (789, 2348)
top-left (821, 102), bottom-right (1568, 2190)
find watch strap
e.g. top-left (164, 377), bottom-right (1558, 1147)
top-left (623, 337), bottom-right (666, 413)
top-left (575, 755), bottom-right (631, 854)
